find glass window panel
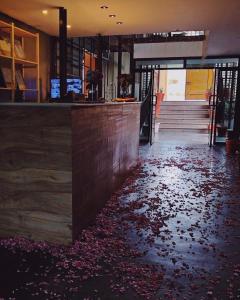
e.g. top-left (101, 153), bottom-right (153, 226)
top-left (186, 58), bottom-right (239, 68)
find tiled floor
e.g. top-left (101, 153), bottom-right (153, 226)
top-left (0, 131), bottom-right (240, 300)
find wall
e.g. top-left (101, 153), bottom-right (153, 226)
top-left (103, 52), bottom-right (118, 101)
top-left (122, 52), bottom-right (130, 74)
top-left (159, 70), bottom-right (168, 94)
top-left (72, 103), bottom-right (140, 240)
top-left (166, 70), bottom-right (187, 101)
top-left (134, 41), bottom-right (204, 59)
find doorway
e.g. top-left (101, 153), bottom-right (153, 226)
top-left (166, 70), bottom-right (186, 101)
top-left (186, 70), bottom-right (214, 100)
top-left (155, 69), bottom-right (214, 102)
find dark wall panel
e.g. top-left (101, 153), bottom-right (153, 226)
top-left (72, 103), bottom-right (140, 240)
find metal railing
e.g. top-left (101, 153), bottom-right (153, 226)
top-left (140, 76), bottom-right (154, 144)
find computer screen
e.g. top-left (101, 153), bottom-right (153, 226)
top-left (51, 78), bottom-right (82, 99)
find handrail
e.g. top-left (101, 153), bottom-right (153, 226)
top-left (140, 80), bottom-right (152, 129)
top-left (208, 94), bottom-right (217, 107)
top-left (208, 93), bottom-right (217, 147)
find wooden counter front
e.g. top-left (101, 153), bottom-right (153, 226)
top-left (0, 102), bottom-right (140, 244)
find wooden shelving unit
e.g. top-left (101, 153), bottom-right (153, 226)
top-left (0, 19), bottom-right (39, 102)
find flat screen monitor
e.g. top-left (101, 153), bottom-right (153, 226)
top-left (51, 78), bottom-right (82, 99)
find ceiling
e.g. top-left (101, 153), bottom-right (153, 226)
top-left (0, 0), bottom-right (240, 56)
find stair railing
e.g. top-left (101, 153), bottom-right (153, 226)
top-left (140, 76), bottom-right (155, 144)
top-left (140, 79), bottom-right (152, 130)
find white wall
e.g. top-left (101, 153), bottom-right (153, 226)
top-left (134, 41), bottom-right (204, 59)
top-left (103, 52), bottom-right (118, 101)
top-left (166, 70), bottom-right (187, 101)
top-left (121, 52), bottom-right (130, 74)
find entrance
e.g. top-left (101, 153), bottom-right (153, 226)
top-left (155, 69), bottom-right (214, 102)
top-left (135, 57), bottom-right (240, 145)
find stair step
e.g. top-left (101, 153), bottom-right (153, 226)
top-left (158, 119), bottom-right (209, 125)
top-left (157, 115), bottom-right (208, 119)
top-left (160, 108), bottom-right (209, 112)
top-left (159, 124), bottom-right (208, 129)
top-left (156, 101), bottom-right (210, 132)
top-left (159, 109), bottom-right (209, 113)
top-left (160, 101), bottom-right (208, 105)
top-left (157, 114), bottom-right (209, 118)
top-left (159, 114), bottom-right (209, 119)
top-left (159, 128), bottom-right (208, 133)
top-left (161, 103), bottom-right (208, 107)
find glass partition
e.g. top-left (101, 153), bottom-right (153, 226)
top-left (186, 58), bottom-right (239, 69)
top-left (136, 59), bottom-right (184, 70)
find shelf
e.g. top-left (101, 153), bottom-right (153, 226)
top-left (0, 18), bottom-right (39, 102)
top-left (14, 57), bottom-right (38, 65)
top-left (0, 20), bottom-right (12, 33)
top-left (0, 87), bottom-right (37, 91)
top-left (21, 88), bottom-right (38, 91)
top-left (0, 87), bottom-right (12, 90)
top-left (14, 26), bottom-right (37, 38)
top-left (0, 54), bottom-right (13, 60)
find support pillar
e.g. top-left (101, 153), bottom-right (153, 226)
top-left (97, 34), bottom-right (103, 99)
top-left (130, 38), bottom-right (135, 97)
top-left (59, 7), bottom-right (67, 99)
top-left (117, 36), bottom-right (122, 98)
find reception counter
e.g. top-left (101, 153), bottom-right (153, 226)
top-left (0, 102), bottom-right (141, 244)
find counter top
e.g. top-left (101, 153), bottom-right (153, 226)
top-left (0, 101), bottom-right (141, 108)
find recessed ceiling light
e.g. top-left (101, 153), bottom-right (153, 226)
top-left (67, 25), bottom-right (72, 29)
top-left (109, 14), bottom-right (116, 18)
top-left (100, 5), bottom-right (109, 9)
top-left (116, 21), bottom-right (123, 25)
top-left (42, 10), bottom-right (48, 15)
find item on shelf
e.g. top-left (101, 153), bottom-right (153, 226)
top-left (14, 40), bottom-right (25, 59)
top-left (0, 67), bottom-right (12, 88)
top-left (0, 38), bottom-right (11, 56)
top-left (15, 70), bottom-right (26, 90)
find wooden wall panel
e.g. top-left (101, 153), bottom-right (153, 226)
top-left (72, 103), bottom-right (140, 240)
top-left (0, 106), bottom-right (73, 244)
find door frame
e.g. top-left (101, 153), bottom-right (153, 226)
top-left (209, 66), bottom-right (239, 146)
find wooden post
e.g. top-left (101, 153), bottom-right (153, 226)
top-left (11, 22), bottom-right (15, 102)
top-left (117, 36), bottom-right (122, 98)
top-left (130, 37), bottom-right (135, 97)
top-left (96, 34), bottom-right (103, 99)
top-left (36, 33), bottom-right (40, 102)
top-left (59, 7), bottom-right (67, 99)
top-left (50, 36), bottom-right (58, 80)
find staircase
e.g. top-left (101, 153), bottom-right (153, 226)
top-left (156, 101), bottom-right (209, 133)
